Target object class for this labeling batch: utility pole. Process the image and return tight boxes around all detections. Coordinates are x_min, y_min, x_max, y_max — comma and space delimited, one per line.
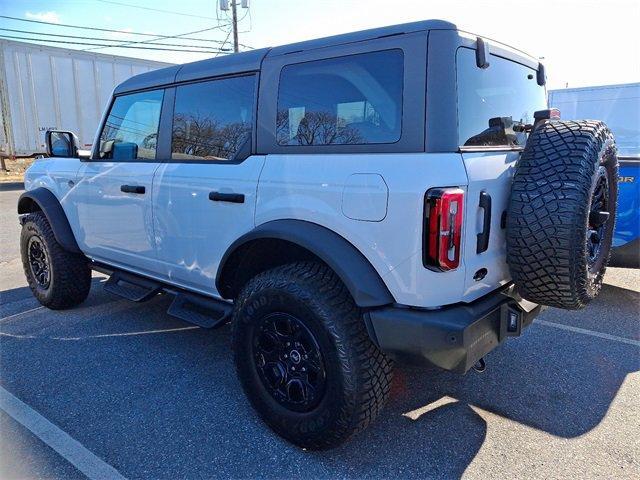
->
230, 1, 240, 53
220, 0, 248, 53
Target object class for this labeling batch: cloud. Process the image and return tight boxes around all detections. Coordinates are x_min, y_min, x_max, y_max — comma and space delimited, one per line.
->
25, 11, 61, 23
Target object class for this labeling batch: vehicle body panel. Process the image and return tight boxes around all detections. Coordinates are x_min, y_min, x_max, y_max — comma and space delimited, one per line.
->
256, 153, 476, 307
152, 155, 266, 294
67, 161, 162, 276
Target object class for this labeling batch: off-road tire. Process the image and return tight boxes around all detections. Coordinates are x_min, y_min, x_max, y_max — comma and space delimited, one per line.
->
507, 120, 618, 309
20, 212, 91, 309
232, 261, 394, 450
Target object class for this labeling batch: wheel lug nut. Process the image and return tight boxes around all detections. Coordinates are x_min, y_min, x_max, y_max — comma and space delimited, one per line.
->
284, 354, 288, 358
291, 366, 295, 371
301, 367, 306, 371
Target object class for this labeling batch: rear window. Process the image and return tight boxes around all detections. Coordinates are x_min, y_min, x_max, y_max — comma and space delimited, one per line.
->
276, 49, 404, 146
456, 47, 546, 147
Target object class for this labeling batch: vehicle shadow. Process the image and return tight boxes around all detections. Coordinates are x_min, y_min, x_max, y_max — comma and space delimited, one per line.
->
0, 280, 637, 478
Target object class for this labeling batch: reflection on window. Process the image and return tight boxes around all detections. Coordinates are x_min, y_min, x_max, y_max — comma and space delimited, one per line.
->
171, 75, 255, 161
456, 48, 546, 147
276, 49, 403, 146
99, 90, 164, 160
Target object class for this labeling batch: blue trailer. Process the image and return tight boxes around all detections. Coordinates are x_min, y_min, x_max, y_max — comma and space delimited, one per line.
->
549, 83, 640, 268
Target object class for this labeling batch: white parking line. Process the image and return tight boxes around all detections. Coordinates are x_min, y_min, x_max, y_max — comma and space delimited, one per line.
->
0, 386, 127, 480
0, 325, 200, 341
0, 306, 44, 323
535, 319, 640, 347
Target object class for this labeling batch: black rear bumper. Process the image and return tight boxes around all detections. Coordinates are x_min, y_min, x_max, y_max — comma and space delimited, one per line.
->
610, 238, 640, 269
366, 285, 542, 373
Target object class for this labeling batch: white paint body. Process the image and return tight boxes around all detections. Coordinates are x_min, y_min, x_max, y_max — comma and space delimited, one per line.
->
0, 40, 170, 156
25, 149, 514, 308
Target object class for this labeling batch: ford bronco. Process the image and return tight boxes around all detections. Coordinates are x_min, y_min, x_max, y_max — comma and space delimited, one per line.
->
18, 20, 618, 449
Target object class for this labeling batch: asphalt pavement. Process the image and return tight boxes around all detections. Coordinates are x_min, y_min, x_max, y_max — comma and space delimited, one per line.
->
1, 185, 639, 479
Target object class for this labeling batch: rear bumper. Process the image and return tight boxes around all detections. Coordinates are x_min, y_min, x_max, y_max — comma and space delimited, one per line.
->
610, 238, 640, 269
366, 285, 542, 373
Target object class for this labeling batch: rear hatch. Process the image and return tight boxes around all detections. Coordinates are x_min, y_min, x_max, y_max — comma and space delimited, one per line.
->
460, 151, 520, 302
453, 45, 547, 303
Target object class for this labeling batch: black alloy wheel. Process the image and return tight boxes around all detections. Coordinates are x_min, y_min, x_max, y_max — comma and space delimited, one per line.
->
587, 167, 611, 269
253, 312, 326, 412
27, 235, 51, 288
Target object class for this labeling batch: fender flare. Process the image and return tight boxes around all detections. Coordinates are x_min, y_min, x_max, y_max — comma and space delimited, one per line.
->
216, 220, 395, 308
17, 188, 82, 254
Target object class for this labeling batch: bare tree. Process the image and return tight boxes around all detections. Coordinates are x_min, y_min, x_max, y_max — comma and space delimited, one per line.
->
277, 110, 363, 145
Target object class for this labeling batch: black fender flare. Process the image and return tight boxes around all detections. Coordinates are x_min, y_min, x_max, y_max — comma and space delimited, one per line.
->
216, 220, 395, 308
17, 187, 82, 254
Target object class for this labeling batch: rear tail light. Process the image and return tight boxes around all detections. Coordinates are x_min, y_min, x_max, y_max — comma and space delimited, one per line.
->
423, 188, 464, 271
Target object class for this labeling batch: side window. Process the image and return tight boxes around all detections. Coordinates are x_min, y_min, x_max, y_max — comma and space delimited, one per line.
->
99, 89, 164, 160
456, 47, 547, 147
171, 75, 255, 161
276, 49, 404, 146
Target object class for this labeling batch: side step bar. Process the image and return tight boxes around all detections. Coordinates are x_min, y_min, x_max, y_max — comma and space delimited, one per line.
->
167, 293, 231, 329
104, 270, 162, 302
100, 266, 232, 329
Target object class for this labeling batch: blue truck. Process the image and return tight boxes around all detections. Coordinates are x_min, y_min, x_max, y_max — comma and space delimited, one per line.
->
549, 83, 640, 268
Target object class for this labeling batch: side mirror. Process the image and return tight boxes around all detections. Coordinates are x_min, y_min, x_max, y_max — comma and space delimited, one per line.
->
45, 130, 79, 158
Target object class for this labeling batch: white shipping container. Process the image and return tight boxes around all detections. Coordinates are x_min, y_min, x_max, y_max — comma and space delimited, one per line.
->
0, 39, 172, 157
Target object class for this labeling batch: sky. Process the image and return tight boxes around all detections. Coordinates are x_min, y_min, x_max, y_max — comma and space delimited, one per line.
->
0, 0, 638, 90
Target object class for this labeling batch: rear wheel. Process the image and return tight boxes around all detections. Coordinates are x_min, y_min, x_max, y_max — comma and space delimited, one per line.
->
20, 212, 91, 309
507, 120, 618, 309
232, 262, 394, 450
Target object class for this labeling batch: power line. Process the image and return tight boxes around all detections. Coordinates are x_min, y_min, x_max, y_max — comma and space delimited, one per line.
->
0, 15, 231, 39
0, 34, 227, 54
0, 28, 231, 49
214, 28, 234, 58
95, 0, 219, 20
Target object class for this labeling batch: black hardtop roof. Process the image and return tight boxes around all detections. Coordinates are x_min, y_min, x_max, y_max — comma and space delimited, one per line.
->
113, 19, 456, 94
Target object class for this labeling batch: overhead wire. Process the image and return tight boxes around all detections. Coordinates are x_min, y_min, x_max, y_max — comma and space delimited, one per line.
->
0, 28, 232, 50
95, 0, 220, 20
0, 34, 227, 53
0, 15, 231, 39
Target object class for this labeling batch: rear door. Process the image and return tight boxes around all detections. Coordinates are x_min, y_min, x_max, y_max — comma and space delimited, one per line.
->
152, 74, 262, 296
454, 46, 547, 300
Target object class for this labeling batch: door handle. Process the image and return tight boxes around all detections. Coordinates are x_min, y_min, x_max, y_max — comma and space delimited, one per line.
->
121, 184, 146, 194
209, 191, 245, 203
476, 191, 492, 254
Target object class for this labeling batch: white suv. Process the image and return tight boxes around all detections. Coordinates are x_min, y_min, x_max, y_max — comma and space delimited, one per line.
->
19, 20, 618, 449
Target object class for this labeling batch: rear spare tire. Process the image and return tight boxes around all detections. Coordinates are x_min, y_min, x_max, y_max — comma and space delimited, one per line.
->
507, 120, 618, 309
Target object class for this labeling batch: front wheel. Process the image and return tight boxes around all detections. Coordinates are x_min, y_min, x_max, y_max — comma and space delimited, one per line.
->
232, 262, 394, 450
20, 211, 91, 309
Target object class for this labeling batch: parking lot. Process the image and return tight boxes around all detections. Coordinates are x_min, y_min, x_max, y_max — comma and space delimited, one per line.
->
0, 184, 638, 479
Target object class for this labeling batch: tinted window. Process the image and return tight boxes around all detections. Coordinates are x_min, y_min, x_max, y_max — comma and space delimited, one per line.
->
277, 50, 403, 146
171, 75, 255, 161
99, 89, 164, 160
456, 48, 546, 147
